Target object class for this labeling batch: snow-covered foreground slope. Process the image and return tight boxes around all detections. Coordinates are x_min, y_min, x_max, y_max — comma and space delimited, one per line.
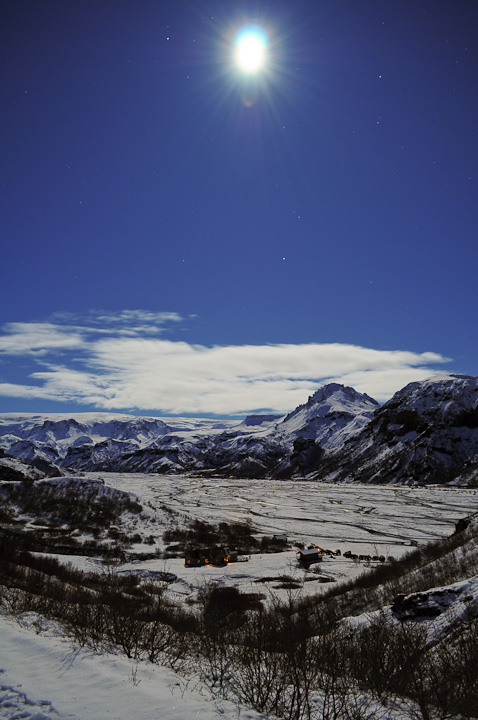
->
1, 500, 478, 720
0, 613, 263, 720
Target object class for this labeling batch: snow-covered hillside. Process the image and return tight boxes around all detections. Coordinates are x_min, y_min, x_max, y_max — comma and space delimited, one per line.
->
0, 612, 257, 720
0, 453, 46, 482
316, 374, 478, 485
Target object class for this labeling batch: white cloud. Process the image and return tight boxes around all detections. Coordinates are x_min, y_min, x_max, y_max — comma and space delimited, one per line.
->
0, 315, 452, 415
0, 323, 85, 355
0, 382, 54, 400
0, 312, 184, 356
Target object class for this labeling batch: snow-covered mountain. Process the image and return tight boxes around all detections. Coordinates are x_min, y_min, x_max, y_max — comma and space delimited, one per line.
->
278, 383, 378, 442
1, 375, 477, 484
269, 383, 378, 477
315, 374, 478, 485
0, 384, 376, 479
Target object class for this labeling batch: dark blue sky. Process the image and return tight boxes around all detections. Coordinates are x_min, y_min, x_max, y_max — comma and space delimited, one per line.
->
1, 1, 477, 416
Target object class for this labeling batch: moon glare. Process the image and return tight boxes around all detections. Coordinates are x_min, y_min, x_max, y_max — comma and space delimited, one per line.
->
235, 30, 266, 72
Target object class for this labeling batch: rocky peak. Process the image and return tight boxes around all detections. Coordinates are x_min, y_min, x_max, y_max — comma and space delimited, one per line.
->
284, 383, 378, 421
305, 383, 378, 409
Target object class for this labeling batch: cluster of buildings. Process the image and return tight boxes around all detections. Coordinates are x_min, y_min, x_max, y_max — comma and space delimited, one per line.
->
184, 546, 238, 567
184, 539, 393, 568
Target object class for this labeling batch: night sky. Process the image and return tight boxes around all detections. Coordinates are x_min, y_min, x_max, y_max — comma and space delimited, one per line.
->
1, 1, 477, 417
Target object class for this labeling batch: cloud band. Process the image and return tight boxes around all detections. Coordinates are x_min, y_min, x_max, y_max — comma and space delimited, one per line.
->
0, 312, 451, 415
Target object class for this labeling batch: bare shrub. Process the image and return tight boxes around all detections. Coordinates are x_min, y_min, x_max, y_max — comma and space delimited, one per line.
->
140, 619, 179, 664
346, 610, 478, 720
434, 614, 478, 720
226, 609, 287, 716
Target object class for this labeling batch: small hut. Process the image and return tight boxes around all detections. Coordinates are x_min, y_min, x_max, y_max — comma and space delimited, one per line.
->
297, 547, 321, 564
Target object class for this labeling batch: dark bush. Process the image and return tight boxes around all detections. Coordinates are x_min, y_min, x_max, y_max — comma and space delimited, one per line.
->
163, 518, 260, 556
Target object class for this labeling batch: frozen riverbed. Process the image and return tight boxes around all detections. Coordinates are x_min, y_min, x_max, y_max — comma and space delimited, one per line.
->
78, 474, 478, 603
93, 473, 478, 550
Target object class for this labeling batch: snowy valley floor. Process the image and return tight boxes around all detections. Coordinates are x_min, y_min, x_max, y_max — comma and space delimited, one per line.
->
1, 475, 478, 720
94, 474, 478, 606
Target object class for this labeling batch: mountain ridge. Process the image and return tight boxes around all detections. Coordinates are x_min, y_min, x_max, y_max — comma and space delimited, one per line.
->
1, 374, 477, 485
315, 374, 478, 485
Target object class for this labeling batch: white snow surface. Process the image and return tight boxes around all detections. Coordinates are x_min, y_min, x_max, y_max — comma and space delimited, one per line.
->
0, 613, 263, 720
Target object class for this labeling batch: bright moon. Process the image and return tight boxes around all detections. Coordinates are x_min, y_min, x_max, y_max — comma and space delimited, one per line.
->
235, 31, 266, 72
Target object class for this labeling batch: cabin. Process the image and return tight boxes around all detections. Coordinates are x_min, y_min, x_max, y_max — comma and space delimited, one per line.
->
185, 546, 238, 568
297, 547, 322, 564
184, 548, 207, 567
